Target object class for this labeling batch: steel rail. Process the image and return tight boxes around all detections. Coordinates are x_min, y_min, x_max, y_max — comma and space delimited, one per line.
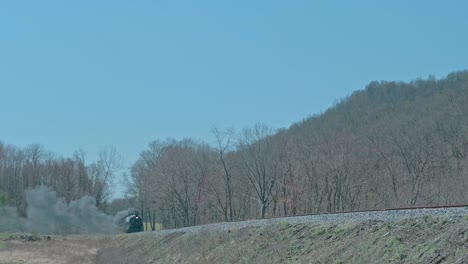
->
270, 204, 468, 219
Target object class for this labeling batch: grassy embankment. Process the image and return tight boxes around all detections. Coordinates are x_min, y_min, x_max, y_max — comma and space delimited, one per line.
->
103, 215, 468, 264
1, 217, 466, 263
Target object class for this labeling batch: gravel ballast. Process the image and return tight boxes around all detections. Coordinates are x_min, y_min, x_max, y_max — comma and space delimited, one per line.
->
143, 206, 468, 236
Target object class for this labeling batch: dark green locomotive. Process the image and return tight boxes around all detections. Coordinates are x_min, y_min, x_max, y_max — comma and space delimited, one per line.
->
125, 211, 143, 233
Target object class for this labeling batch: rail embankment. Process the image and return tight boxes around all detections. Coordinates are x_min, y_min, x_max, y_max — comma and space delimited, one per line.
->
102, 207, 468, 264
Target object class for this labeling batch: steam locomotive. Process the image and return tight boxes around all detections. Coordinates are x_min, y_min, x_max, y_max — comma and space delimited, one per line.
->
125, 211, 143, 233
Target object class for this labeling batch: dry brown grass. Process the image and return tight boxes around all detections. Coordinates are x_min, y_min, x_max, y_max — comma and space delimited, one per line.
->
114, 216, 468, 264
1, 216, 467, 264
0, 236, 115, 264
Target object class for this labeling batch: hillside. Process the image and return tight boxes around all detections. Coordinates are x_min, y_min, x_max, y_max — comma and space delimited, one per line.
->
289, 71, 468, 146
1, 211, 467, 264
129, 71, 468, 229
109, 215, 468, 264
2, 71, 468, 231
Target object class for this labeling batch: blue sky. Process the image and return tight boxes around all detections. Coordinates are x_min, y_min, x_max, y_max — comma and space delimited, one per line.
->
1, 1, 468, 198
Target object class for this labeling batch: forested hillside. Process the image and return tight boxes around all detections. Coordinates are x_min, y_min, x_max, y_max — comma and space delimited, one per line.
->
2, 71, 468, 230
129, 71, 468, 229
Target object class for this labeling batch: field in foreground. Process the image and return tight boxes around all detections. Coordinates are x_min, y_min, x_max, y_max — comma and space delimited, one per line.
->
1, 216, 467, 264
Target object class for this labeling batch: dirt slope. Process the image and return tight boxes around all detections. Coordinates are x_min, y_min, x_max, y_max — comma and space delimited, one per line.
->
1, 216, 467, 264
105, 216, 468, 264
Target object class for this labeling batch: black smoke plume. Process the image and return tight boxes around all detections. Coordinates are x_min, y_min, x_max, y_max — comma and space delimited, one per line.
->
0, 186, 129, 234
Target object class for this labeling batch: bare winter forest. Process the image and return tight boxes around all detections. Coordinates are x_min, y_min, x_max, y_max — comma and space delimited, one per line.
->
2, 71, 468, 229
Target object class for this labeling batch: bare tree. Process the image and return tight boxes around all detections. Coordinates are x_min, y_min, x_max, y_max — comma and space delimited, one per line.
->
390, 120, 445, 206
238, 124, 279, 218
211, 127, 236, 221
88, 146, 122, 209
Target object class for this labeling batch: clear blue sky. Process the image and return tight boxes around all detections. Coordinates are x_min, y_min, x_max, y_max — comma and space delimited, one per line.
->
1, 1, 468, 198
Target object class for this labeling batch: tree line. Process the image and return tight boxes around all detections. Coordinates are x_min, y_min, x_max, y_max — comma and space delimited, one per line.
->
128, 71, 468, 229
0, 144, 121, 215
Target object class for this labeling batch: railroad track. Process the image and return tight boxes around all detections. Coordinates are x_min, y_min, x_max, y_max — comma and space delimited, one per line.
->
274, 203, 468, 219
146, 204, 468, 235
